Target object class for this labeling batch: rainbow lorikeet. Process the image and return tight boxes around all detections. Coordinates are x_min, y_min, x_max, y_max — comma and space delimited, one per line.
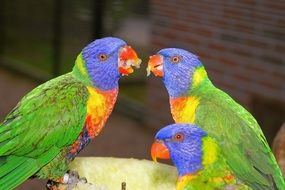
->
0, 37, 141, 190
147, 48, 285, 190
151, 123, 252, 190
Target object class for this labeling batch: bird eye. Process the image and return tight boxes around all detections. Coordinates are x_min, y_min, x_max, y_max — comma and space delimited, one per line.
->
171, 56, 181, 63
99, 54, 108, 61
173, 132, 184, 142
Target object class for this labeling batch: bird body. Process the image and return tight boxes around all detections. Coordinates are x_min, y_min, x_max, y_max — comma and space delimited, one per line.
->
0, 37, 141, 189
148, 48, 285, 189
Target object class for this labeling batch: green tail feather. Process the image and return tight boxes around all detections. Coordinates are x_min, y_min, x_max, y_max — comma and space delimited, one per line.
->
0, 156, 26, 178
273, 169, 285, 190
0, 156, 40, 190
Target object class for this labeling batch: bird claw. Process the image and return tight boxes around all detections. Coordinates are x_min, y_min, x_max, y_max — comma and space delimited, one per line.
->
46, 180, 64, 190
64, 170, 89, 190
79, 177, 87, 184
46, 171, 88, 190
65, 171, 79, 184
46, 180, 53, 189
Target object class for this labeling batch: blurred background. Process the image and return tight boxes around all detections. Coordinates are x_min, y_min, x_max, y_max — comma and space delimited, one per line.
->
0, 0, 284, 189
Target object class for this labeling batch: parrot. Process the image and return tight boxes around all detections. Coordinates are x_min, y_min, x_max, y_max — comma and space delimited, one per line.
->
151, 123, 252, 190
0, 37, 141, 190
147, 48, 285, 190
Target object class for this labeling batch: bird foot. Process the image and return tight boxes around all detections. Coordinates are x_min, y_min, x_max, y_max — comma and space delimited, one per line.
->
46, 171, 88, 190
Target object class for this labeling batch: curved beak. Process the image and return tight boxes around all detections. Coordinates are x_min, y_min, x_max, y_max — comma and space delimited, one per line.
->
118, 45, 142, 76
151, 140, 170, 162
146, 55, 164, 77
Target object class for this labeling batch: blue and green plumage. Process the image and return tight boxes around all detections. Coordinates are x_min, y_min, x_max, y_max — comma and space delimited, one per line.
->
0, 37, 141, 189
152, 123, 251, 190
148, 48, 285, 190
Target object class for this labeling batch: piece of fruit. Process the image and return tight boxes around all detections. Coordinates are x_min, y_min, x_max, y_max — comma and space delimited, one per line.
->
58, 157, 177, 190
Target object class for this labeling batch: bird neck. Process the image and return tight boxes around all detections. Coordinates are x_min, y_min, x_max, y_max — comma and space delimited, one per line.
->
72, 53, 93, 86
170, 96, 200, 123
187, 66, 212, 96
176, 137, 221, 189
166, 66, 210, 98
201, 136, 219, 168
176, 136, 219, 177
169, 67, 212, 123
191, 66, 209, 90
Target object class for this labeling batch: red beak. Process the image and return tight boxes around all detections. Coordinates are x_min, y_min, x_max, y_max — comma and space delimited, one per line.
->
118, 45, 141, 76
151, 140, 170, 162
147, 55, 164, 77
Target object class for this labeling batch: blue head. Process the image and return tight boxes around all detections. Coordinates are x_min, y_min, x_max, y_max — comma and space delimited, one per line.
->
151, 123, 207, 177
73, 37, 141, 91
147, 48, 205, 97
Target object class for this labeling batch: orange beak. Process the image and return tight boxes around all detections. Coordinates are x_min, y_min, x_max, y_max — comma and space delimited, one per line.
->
151, 140, 170, 162
118, 45, 141, 76
146, 55, 164, 77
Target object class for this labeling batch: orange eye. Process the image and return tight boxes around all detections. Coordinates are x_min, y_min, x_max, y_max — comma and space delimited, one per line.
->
171, 56, 181, 63
99, 54, 108, 61
173, 133, 184, 141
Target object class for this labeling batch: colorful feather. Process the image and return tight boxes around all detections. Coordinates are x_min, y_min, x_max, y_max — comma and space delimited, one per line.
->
148, 48, 285, 190
0, 37, 141, 189
151, 124, 251, 189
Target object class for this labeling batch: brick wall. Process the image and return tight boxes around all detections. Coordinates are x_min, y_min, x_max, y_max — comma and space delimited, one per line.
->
146, 0, 285, 138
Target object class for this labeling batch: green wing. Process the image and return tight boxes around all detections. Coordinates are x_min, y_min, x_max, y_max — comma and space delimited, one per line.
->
193, 84, 285, 190
0, 72, 88, 189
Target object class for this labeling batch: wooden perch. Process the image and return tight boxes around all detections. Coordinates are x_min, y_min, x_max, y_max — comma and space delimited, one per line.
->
272, 123, 285, 176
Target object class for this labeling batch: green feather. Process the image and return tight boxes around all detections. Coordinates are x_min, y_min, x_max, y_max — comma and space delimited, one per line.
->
190, 78, 285, 189
176, 136, 252, 189
0, 156, 39, 190
0, 72, 88, 189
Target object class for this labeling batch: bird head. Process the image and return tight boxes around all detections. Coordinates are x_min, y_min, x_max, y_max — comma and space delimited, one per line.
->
147, 48, 206, 97
151, 123, 208, 177
73, 37, 141, 91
